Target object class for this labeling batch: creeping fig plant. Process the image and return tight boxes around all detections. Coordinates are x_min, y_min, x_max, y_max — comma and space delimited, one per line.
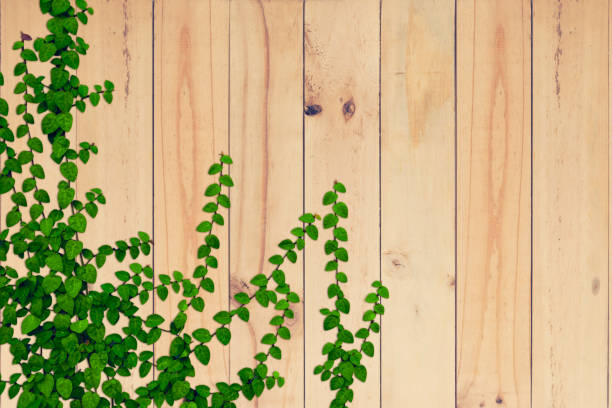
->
0, 1, 388, 407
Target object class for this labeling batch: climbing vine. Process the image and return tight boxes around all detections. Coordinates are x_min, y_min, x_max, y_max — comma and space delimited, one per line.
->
0, 1, 388, 408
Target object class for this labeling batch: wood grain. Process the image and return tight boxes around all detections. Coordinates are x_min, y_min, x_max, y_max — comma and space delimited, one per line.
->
228, 1, 304, 406
153, 0, 230, 388
456, 1, 531, 407
532, 1, 608, 407
381, 1, 455, 407
77, 0, 153, 396
304, 0, 380, 406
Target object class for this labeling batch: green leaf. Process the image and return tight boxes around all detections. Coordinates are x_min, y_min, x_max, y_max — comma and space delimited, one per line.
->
204, 183, 220, 197
208, 163, 222, 175
234, 292, 250, 305
46, 253, 63, 271
306, 224, 318, 240
20, 49, 37, 61
354, 365, 367, 382
62, 50, 80, 69
68, 213, 87, 232
102, 379, 121, 398
220, 155, 233, 164
333, 182, 346, 193
30, 164, 45, 179
261, 333, 277, 345
52, 0, 70, 14
41, 113, 58, 134
219, 174, 233, 187
36, 374, 54, 397
335, 247, 349, 262
54, 91, 73, 113
194, 344, 211, 365
65, 277, 82, 298
172, 381, 190, 400
278, 326, 291, 340
377, 286, 389, 298
362, 341, 374, 357
323, 214, 338, 229
336, 298, 350, 314
38, 43, 57, 62
0, 99, 8, 116
193, 328, 212, 343
60, 161, 78, 181
333, 202, 348, 218
213, 311, 231, 325
56, 112, 73, 132
338, 329, 354, 343
70, 319, 88, 333
65, 239, 83, 260
323, 315, 339, 331
6, 210, 20, 227
56, 378, 72, 399
299, 213, 315, 223
268, 255, 284, 265
322, 191, 337, 205
250, 274, 268, 287
82, 392, 100, 408
363, 310, 376, 322
145, 314, 164, 328
42, 275, 62, 294
0, 176, 14, 194
216, 327, 231, 345
21, 314, 40, 334
89, 92, 100, 106
333, 227, 348, 241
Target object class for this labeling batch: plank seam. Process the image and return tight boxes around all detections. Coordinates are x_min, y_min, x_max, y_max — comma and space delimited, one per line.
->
227, 0, 232, 383
378, 1, 383, 407
302, 0, 306, 407
454, 0, 458, 406
529, 0, 533, 406
606, 0, 610, 407
151, 0, 156, 381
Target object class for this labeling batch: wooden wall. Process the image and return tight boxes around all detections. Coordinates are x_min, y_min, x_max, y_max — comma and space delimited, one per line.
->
1, 0, 611, 407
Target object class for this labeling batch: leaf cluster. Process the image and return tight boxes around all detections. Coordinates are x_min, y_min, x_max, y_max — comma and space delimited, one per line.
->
0, 1, 389, 408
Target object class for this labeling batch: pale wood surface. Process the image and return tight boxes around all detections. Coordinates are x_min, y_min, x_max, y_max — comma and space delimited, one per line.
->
228, 1, 303, 407
532, 1, 609, 407
2, 1, 612, 407
456, 1, 531, 407
304, 1, 381, 407
153, 0, 230, 389
381, 1, 455, 407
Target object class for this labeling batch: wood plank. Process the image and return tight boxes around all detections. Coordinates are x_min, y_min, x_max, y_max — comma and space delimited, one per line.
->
227, 1, 304, 406
153, 0, 230, 388
380, 1, 455, 407
76, 0, 153, 396
304, 1, 380, 406
532, 1, 608, 406
0, 4, 62, 407
456, 1, 531, 407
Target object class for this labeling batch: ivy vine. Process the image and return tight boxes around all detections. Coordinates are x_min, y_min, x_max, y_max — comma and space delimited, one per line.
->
0, 1, 389, 408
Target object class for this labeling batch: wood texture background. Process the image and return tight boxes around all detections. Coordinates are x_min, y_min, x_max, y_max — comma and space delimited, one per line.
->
1, 0, 611, 407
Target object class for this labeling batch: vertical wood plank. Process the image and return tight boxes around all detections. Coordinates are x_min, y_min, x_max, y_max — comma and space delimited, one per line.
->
456, 1, 531, 407
0, 4, 61, 407
77, 0, 153, 396
304, 1, 380, 407
532, 1, 608, 406
228, 0, 304, 406
154, 0, 230, 388
380, 1, 455, 407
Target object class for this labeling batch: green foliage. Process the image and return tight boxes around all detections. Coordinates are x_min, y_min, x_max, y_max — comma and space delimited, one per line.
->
0, 2, 388, 408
